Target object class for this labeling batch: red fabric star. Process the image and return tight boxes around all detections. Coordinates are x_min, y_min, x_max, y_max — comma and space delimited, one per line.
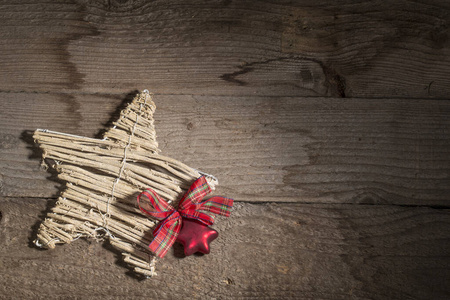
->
176, 218, 218, 256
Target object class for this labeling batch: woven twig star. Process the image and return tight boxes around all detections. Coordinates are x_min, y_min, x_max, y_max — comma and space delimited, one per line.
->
33, 90, 217, 277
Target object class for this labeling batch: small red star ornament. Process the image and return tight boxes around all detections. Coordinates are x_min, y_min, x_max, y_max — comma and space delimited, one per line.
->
176, 218, 219, 256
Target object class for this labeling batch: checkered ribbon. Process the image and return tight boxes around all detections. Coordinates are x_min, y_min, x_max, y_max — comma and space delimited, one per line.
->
137, 176, 234, 258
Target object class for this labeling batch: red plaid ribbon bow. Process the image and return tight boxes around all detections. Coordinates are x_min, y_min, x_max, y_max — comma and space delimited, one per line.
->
137, 176, 233, 258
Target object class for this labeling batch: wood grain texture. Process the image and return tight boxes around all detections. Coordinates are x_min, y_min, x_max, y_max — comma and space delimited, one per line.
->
0, 197, 449, 299
1, 1, 449, 298
0, 92, 449, 205
0, 0, 449, 98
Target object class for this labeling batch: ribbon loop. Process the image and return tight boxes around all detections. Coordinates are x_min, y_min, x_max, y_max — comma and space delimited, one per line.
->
137, 189, 175, 220
138, 176, 234, 258
196, 196, 233, 217
177, 176, 212, 210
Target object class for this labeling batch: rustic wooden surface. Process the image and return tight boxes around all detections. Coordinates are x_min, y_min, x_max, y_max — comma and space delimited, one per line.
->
0, 0, 449, 98
1, 198, 449, 299
0, 0, 450, 299
1, 93, 449, 205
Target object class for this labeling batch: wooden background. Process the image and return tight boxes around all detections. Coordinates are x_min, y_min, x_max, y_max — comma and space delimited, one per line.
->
0, 0, 449, 299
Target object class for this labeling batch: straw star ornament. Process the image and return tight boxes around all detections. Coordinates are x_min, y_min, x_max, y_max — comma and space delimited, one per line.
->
33, 90, 230, 277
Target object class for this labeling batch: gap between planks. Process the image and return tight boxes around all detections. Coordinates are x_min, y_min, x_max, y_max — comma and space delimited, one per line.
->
2, 196, 450, 211
1, 90, 450, 101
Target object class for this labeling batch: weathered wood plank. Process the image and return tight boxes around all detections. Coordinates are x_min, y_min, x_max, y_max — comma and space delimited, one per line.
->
0, 197, 449, 299
0, 92, 449, 205
0, 0, 449, 98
